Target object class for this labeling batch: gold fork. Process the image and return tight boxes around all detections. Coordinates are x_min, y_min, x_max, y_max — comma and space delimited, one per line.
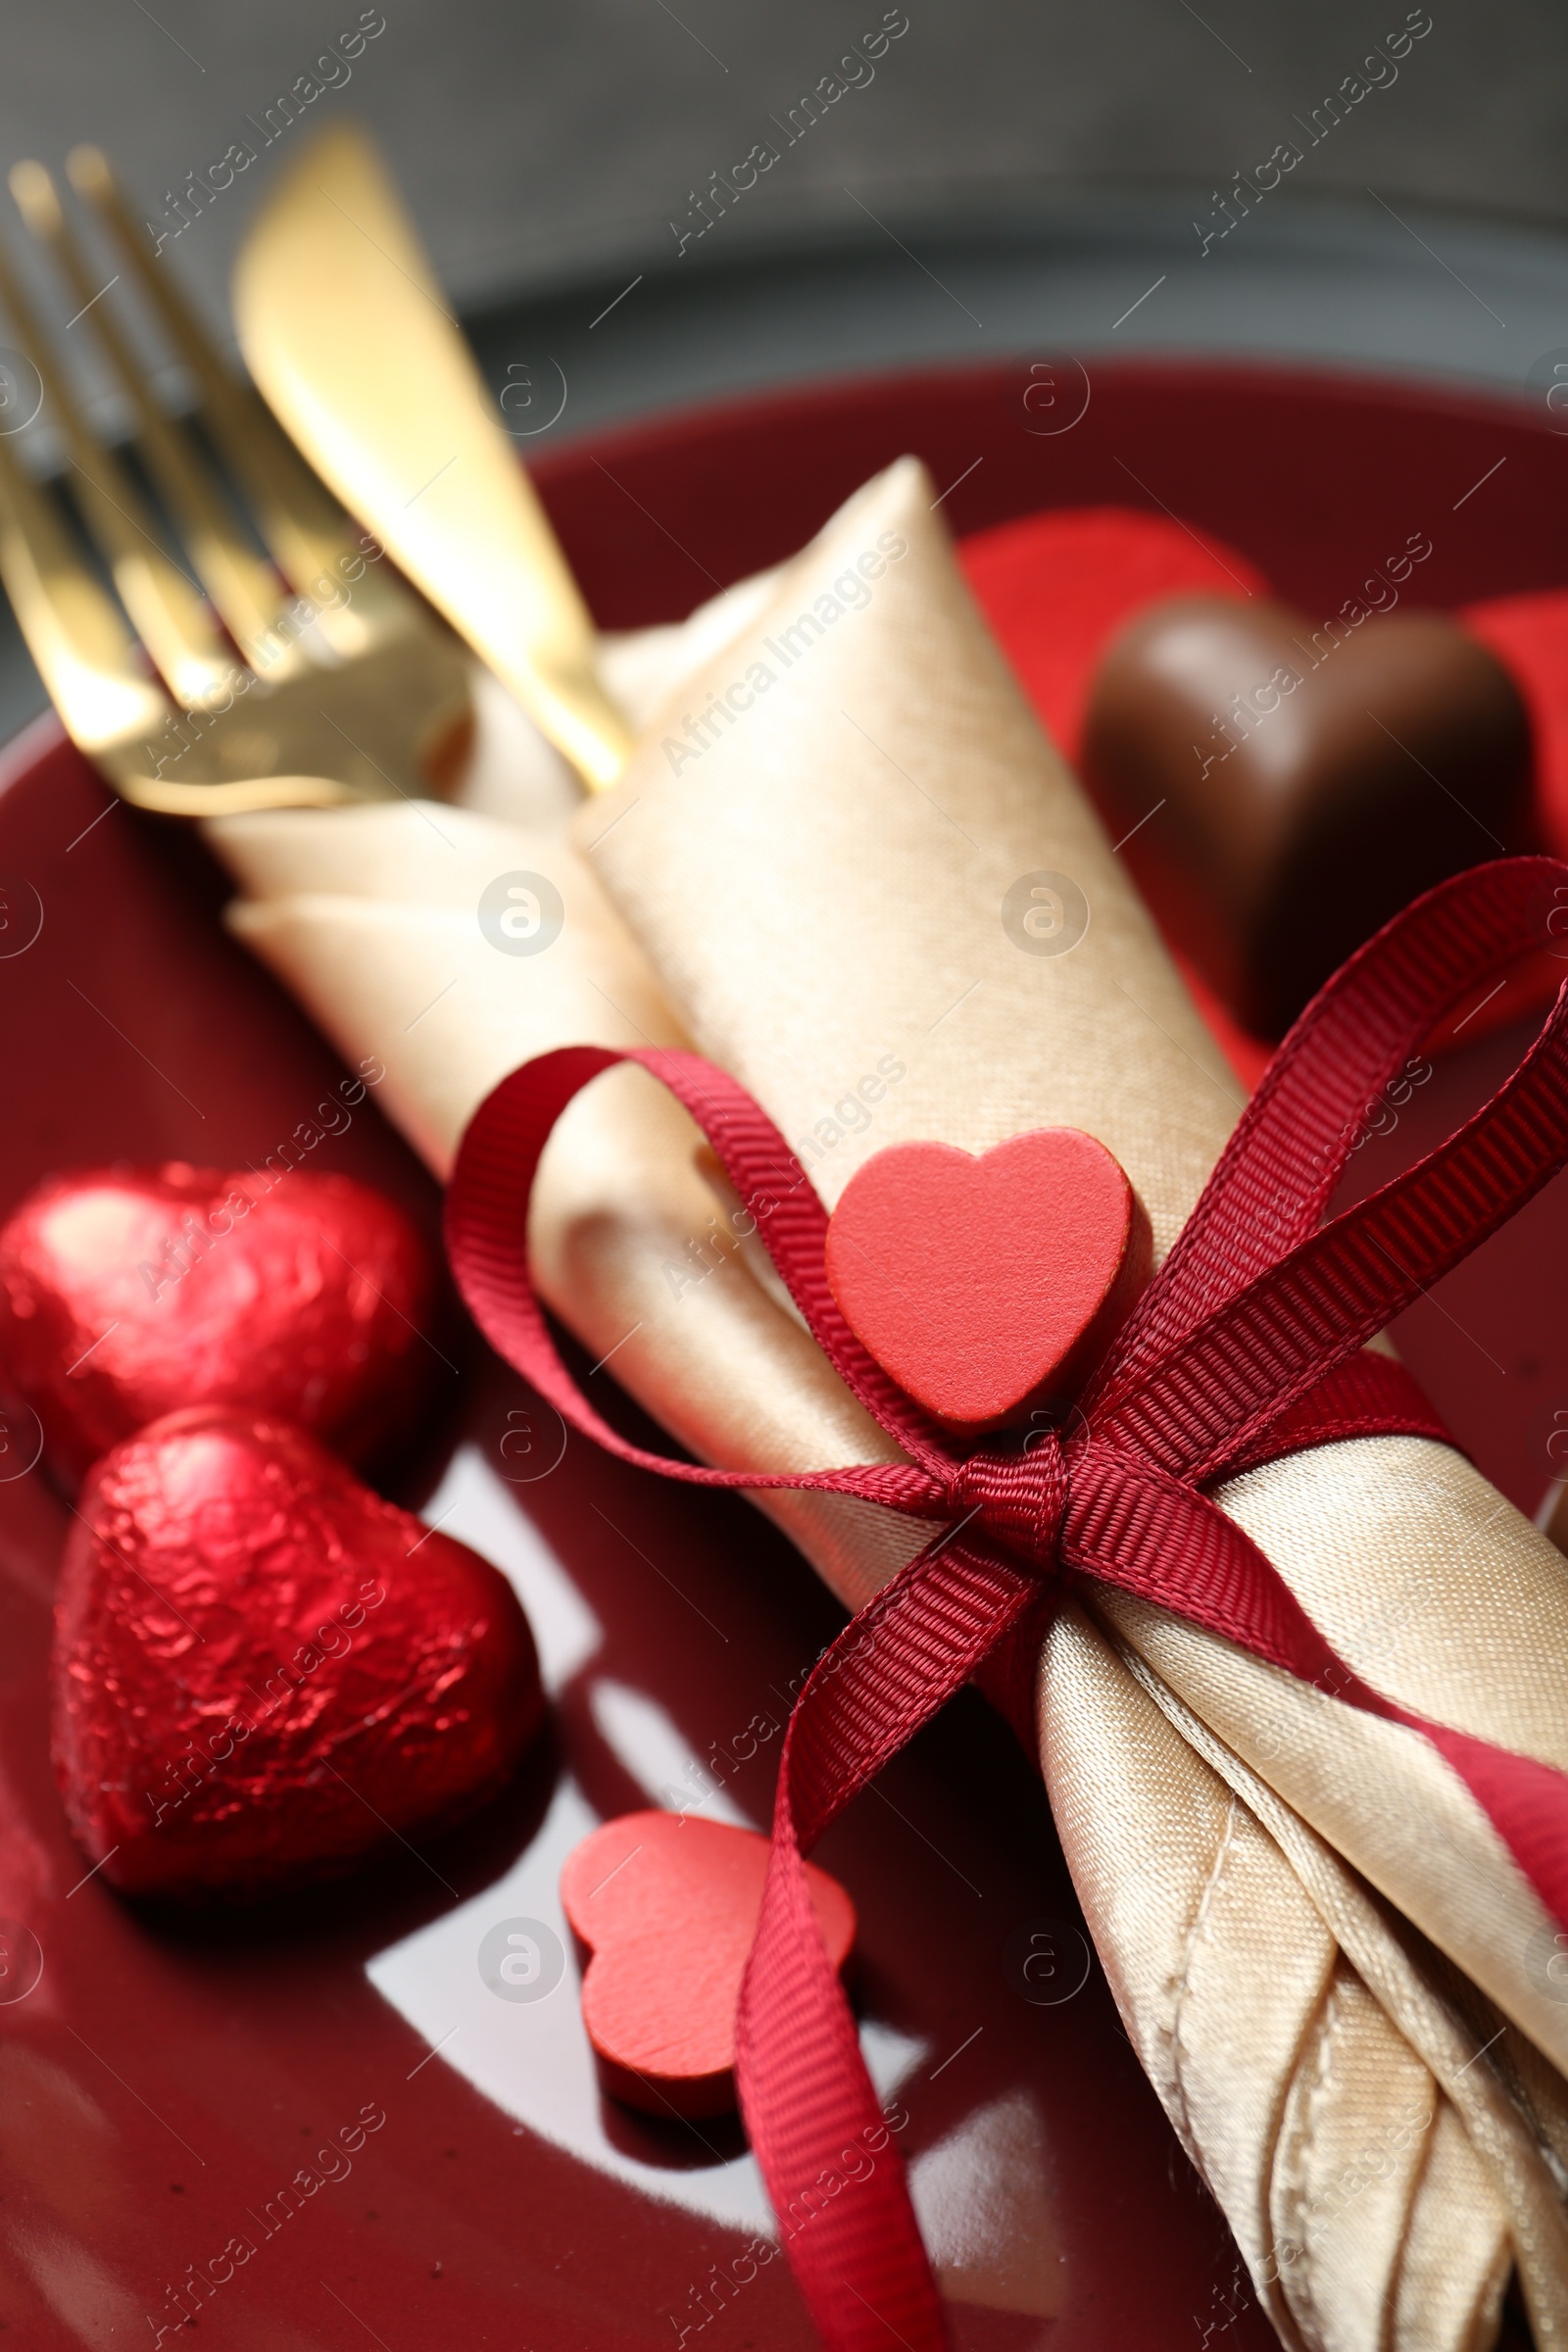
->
0, 148, 472, 815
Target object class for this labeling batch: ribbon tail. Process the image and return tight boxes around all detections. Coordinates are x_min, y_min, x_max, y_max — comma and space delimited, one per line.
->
738, 1810, 947, 2351
1067, 1442, 1568, 1935
735, 1534, 1044, 2351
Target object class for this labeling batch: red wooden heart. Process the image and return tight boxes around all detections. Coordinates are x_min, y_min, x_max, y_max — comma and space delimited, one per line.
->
824, 1130, 1151, 1431
0, 1164, 439, 1485
52, 1408, 543, 1902
560, 1811, 855, 2120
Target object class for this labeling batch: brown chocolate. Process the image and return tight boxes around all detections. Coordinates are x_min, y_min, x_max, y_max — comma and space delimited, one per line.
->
1081, 593, 1534, 1037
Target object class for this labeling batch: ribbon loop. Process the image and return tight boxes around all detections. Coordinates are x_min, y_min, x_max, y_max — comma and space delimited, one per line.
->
1094, 856, 1568, 1432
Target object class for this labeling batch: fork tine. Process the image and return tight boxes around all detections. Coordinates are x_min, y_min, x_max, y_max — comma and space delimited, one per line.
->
0, 407, 172, 762
0, 211, 236, 710
66, 144, 369, 605
0, 151, 470, 820
0, 425, 376, 816
10, 160, 298, 673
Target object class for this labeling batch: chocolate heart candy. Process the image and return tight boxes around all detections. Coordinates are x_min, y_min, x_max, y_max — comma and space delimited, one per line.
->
1082, 594, 1533, 1036
53, 1409, 543, 1901
561, 1811, 855, 2119
0, 1164, 439, 1485
823, 1129, 1151, 1431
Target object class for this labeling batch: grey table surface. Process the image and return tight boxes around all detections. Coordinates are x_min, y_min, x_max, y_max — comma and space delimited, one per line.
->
1, 0, 1566, 737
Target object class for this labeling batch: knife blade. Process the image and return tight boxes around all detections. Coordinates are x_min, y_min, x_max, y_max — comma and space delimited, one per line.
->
232, 122, 632, 792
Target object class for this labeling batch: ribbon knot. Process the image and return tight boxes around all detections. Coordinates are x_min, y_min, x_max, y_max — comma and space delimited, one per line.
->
943, 1436, 1068, 1574
446, 859, 1568, 2352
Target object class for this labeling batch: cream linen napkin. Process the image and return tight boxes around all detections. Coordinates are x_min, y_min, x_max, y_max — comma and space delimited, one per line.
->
209, 462, 1568, 2349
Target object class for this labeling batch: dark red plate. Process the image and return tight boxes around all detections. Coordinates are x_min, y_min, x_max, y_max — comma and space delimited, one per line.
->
0, 357, 1564, 2352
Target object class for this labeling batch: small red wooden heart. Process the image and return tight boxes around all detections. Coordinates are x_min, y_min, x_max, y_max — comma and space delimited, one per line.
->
0, 1164, 439, 1486
560, 1811, 856, 2120
53, 1408, 543, 1903
824, 1130, 1151, 1431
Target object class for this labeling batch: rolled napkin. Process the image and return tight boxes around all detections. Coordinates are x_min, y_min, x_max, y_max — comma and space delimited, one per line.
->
210, 462, 1568, 2350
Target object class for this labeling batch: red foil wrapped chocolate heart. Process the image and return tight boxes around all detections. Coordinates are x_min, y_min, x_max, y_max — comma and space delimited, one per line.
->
53, 1409, 543, 1901
0, 1164, 439, 1485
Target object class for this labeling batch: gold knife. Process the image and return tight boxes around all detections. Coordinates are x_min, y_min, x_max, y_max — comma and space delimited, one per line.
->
232, 122, 632, 793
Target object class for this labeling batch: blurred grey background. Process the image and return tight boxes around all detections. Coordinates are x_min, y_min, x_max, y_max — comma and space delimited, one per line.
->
1, 0, 1566, 727
8, 0, 1555, 303
3, 0, 1567, 427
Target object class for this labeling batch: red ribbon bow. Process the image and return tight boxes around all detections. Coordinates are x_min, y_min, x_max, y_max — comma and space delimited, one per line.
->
447, 858, 1568, 2352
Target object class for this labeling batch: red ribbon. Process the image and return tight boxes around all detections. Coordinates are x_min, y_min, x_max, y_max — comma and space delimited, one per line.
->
447, 858, 1568, 2352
